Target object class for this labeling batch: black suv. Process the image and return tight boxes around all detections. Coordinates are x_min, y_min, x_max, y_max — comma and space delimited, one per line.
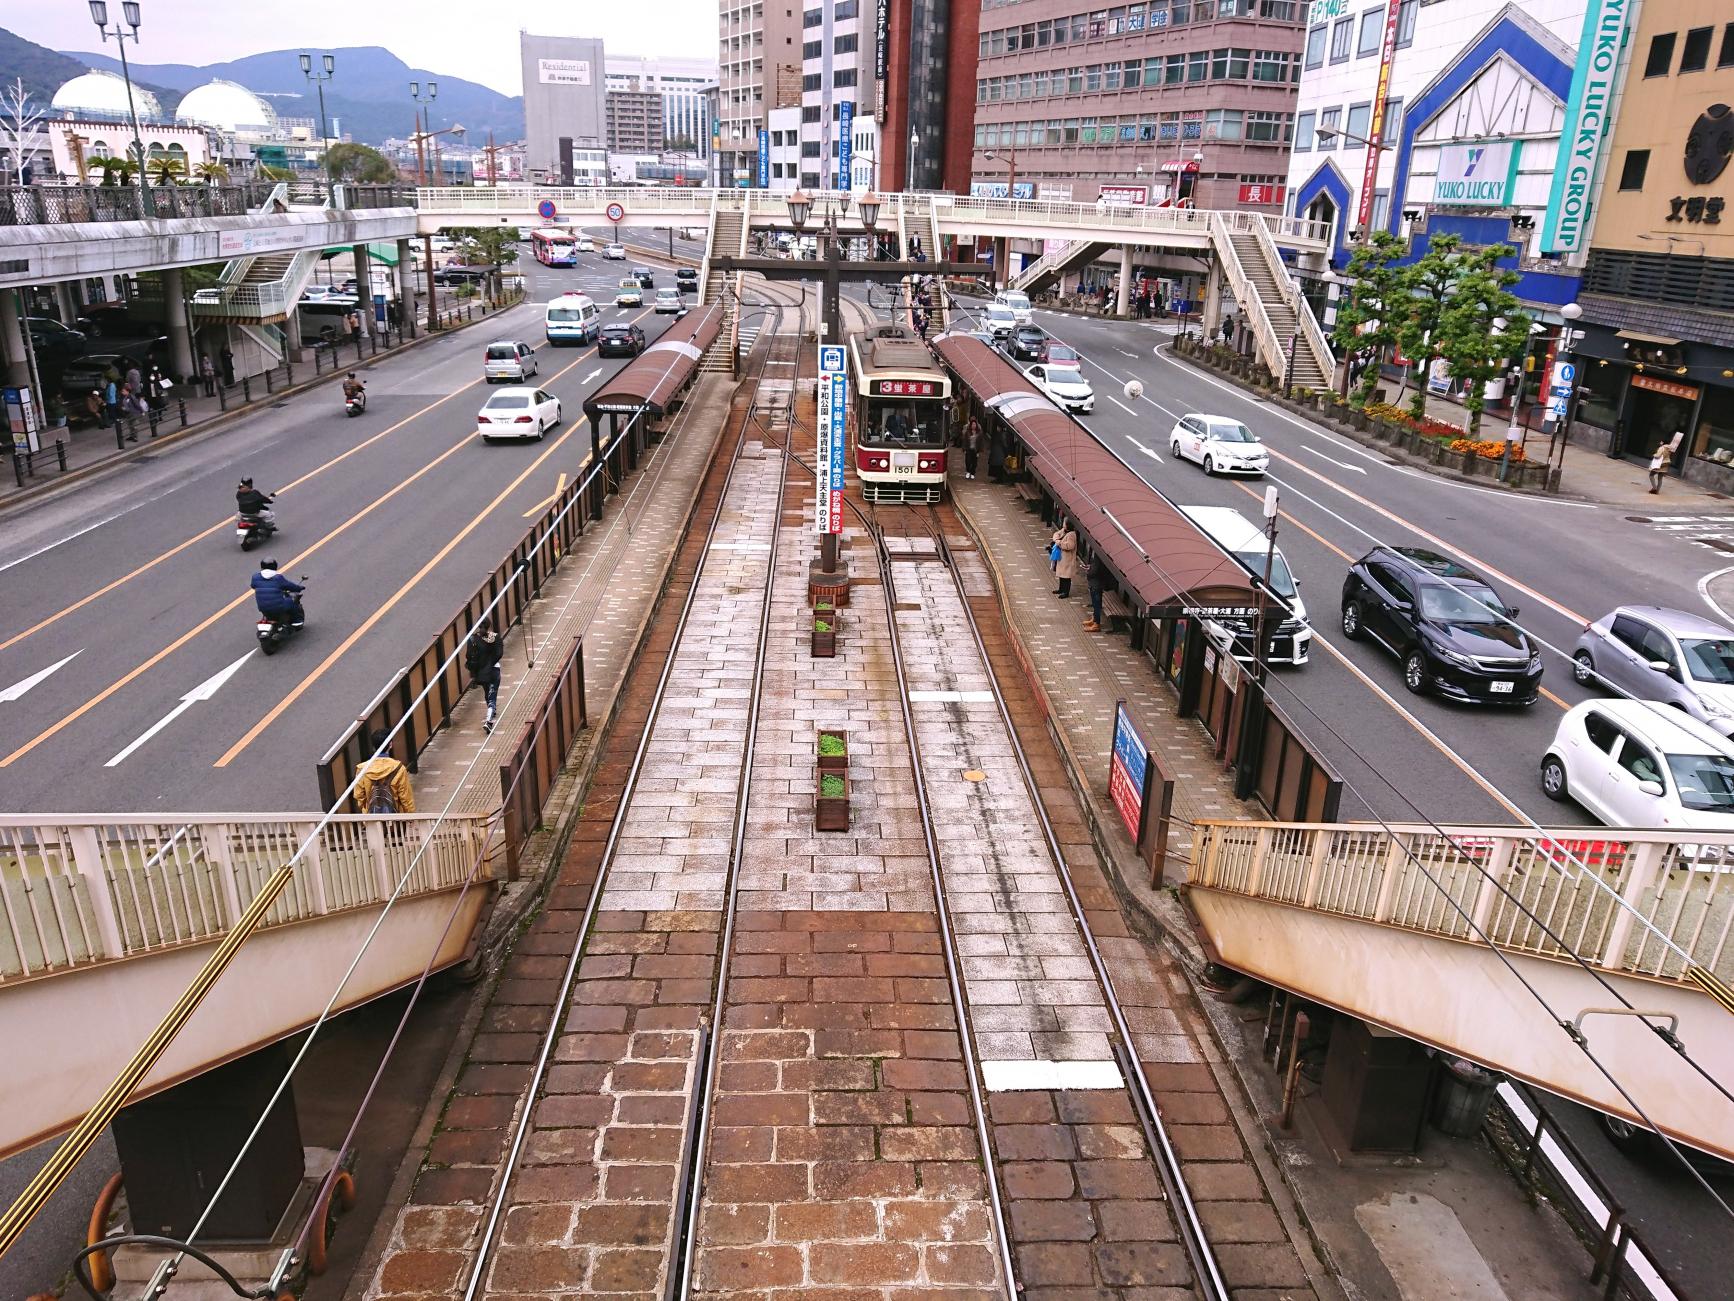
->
632, 266, 655, 288
1341, 546, 1542, 704
1005, 324, 1047, 361
598, 322, 646, 358
675, 267, 699, 292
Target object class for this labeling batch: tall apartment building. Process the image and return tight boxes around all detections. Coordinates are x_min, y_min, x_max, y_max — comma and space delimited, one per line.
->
605, 56, 719, 155
606, 90, 665, 153
718, 0, 805, 186
969, 0, 1304, 208
521, 33, 609, 183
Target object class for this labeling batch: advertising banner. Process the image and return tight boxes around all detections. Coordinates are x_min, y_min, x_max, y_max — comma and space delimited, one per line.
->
537, 59, 591, 85
1357, 0, 1403, 230
875, 0, 890, 80
970, 181, 1035, 199
1432, 141, 1521, 206
1543, 0, 1632, 253
839, 100, 854, 190
1238, 183, 1286, 205
1098, 185, 1149, 206
1109, 703, 1151, 842
757, 128, 770, 188
816, 346, 848, 535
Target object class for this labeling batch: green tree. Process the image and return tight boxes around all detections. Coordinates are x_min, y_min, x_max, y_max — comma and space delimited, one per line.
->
325, 142, 398, 184
1394, 233, 1465, 420
1437, 257, 1526, 433
96, 155, 137, 187
1331, 231, 1410, 408
454, 229, 520, 269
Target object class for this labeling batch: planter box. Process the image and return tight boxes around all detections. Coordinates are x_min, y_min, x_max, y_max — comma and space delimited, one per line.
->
811, 617, 837, 658
815, 769, 850, 832
817, 727, 848, 772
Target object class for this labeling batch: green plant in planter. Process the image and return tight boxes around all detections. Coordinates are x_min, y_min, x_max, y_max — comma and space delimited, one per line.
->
814, 619, 833, 632
818, 733, 846, 757
820, 773, 845, 798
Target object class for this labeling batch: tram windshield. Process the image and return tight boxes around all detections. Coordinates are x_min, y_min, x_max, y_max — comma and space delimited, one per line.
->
868, 399, 946, 446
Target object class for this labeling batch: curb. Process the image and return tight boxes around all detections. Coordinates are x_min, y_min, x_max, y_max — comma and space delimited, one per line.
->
0, 298, 528, 518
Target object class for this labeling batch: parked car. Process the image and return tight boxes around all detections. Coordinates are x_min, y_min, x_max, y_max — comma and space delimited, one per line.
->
654, 286, 683, 314
632, 266, 655, 288
475, 387, 562, 443
577, 236, 596, 253
597, 322, 646, 357
615, 279, 645, 308
675, 266, 699, 292
1542, 698, 1734, 830
434, 264, 495, 285
483, 340, 539, 383
993, 289, 1034, 325
75, 302, 159, 339
1573, 606, 1734, 737
603, 243, 627, 259
1005, 325, 1047, 362
1341, 545, 1542, 703
59, 351, 130, 397
981, 304, 1018, 337
1168, 413, 1268, 475
1025, 361, 1094, 414
23, 317, 87, 362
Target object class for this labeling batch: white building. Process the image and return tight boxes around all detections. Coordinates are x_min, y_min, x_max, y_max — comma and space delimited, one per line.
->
605, 55, 719, 157
765, 104, 801, 191
797, 0, 871, 192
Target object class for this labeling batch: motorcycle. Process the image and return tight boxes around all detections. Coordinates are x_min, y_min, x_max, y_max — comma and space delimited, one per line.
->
236, 512, 276, 551
345, 388, 367, 417
255, 580, 308, 656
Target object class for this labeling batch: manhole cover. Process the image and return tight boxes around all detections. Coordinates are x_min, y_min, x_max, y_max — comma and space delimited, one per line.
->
963, 769, 987, 783
270, 401, 290, 409
1697, 537, 1734, 554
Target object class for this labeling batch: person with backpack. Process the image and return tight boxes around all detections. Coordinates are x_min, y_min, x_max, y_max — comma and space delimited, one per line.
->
466, 619, 505, 732
354, 728, 415, 813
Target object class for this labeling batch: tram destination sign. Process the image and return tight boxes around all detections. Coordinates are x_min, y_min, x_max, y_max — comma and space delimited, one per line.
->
816, 345, 848, 535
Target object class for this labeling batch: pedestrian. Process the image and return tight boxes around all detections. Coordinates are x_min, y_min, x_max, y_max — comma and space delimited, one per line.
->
987, 421, 1007, 483
147, 364, 168, 412
219, 344, 235, 386
199, 352, 216, 397
465, 618, 505, 733
1084, 551, 1108, 632
353, 729, 416, 814
84, 388, 103, 425
123, 357, 142, 399
1648, 444, 1670, 494
915, 310, 929, 341
961, 414, 982, 480
1096, 194, 1109, 216
1052, 520, 1079, 598
103, 375, 120, 425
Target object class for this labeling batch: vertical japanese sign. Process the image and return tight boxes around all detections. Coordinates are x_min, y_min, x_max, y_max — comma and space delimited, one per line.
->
1357, 0, 1403, 231
757, 128, 770, 188
839, 100, 854, 191
875, 0, 890, 80
1543, 0, 1630, 253
816, 345, 848, 535
1108, 702, 1152, 843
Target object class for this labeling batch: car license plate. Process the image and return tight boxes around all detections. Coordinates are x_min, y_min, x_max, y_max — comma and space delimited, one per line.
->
1488, 680, 1514, 694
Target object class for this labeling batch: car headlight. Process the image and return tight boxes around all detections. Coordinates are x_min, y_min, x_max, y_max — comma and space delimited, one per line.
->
1527, 653, 1543, 673
1431, 643, 1478, 669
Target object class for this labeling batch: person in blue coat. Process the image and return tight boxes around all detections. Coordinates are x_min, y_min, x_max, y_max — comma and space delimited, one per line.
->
251, 559, 304, 626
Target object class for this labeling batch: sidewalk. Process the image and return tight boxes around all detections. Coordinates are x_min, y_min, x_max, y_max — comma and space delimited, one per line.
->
949, 472, 1603, 1301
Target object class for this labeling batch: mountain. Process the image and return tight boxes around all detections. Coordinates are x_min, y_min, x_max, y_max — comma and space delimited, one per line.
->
56, 44, 523, 146
0, 25, 177, 109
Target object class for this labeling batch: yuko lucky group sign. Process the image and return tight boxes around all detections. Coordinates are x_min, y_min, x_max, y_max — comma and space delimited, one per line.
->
815, 346, 848, 535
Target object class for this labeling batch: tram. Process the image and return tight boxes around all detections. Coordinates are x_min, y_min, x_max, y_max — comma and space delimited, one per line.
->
847, 326, 953, 503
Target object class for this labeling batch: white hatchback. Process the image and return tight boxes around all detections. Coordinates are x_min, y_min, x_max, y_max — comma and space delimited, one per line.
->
604, 243, 627, 260
476, 387, 561, 442
577, 236, 596, 252
1541, 698, 1734, 830
1169, 413, 1269, 476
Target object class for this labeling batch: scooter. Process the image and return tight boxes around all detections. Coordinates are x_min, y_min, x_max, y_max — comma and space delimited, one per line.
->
256, 580, 308, 656
345, 388, 367, 417
236, 512, 276, 551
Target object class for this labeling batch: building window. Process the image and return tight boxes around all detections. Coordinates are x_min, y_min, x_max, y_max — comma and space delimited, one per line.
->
1319, 106, 1341, 148
1396, 0, 1417, 48
1371, 190, 1390, 230
803, 7, 821, 25
1681, 26, 1713, 72
801, 141, 821, 157
1294, 110, 1315, 151
802, 105, 822, 122
1259, 0, 1296, 18
1252, 51, 1292, 83
1357, 8, 1382, 56
1382, 97, 1402, 140
1644, 32, 1676, 77
1165, 53, 1186, 84
802, 39, 822, 57
1721, 23, 1734, 67
1188, 49, 1208, 81
1619, 149, 1650, 190
1345, 102, 1371, 143
1330, 17, 1353, 63
833, 68, 856, 86
1206, 109, 1244, 140
834, 32, 857, 53
801, 72, 821, 90
1305, 25, 1326, 70
1246, 111, 1286, 142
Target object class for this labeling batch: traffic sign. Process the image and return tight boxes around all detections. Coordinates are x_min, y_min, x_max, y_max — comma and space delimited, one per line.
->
537, 198, 557, 220
605, 202, 625, 223
815, 345, 848, 535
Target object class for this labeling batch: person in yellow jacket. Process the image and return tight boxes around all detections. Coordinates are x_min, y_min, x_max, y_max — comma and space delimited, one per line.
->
354, 729, 416, 813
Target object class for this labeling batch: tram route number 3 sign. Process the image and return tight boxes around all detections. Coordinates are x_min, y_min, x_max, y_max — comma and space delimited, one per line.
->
815, 345, 848, 535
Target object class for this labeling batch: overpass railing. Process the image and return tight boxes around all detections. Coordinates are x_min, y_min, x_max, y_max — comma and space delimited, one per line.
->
0, 181, 418, 228
0, 813, 495, 983
1190, 821, 1734, 985
416, 185, 721, 217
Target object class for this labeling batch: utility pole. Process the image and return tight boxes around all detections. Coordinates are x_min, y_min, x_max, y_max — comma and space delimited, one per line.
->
1500, 320, 1542, 483
1233, 485, 1280, 799
412, 81, 438, 330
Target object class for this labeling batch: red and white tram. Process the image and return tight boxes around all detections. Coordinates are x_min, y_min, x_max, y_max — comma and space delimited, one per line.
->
847, 326, 953, 503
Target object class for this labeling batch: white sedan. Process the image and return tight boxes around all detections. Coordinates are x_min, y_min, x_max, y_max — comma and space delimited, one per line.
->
577, 236, 596, 252
603, 243, 627, 260
476, 387, 561, 443
1169, 413, 1269, 475
1025, 361, 1094, 414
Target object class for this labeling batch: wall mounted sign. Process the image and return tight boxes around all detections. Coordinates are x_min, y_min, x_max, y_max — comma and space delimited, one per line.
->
1684, 103, 1733, 185
1631, 374, 1699, 401
538, 59, 591, 85
1665, 194, 1725, 224
1432, 140, 1521, 206
1542, 0, 1632, 253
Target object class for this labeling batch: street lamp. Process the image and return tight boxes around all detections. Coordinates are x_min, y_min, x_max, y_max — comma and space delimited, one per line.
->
88, 0, 152, 211
981, 148, 1019, 199
300, 53, 335, 186
909, 129, 920, 189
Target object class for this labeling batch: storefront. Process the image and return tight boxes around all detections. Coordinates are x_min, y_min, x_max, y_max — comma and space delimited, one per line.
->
1570, 319, 1734, 485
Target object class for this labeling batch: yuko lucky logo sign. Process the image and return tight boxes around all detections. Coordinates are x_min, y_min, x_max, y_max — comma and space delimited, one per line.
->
1433, 141, 1520, 206
815, 346, 848, 535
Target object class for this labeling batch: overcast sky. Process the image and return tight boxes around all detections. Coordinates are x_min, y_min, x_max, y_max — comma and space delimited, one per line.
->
17, 4, 718, 97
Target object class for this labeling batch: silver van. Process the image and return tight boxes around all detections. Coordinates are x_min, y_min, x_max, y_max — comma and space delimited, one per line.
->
1574, 605, 1734, 737
484, 340, 539, 383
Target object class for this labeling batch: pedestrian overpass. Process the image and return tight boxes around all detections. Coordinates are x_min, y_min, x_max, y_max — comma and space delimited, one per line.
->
1186, 821, 1734, 1161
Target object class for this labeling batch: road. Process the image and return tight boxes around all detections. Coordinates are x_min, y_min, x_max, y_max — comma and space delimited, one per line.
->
0, 253, 693, 813
940, 296, 1734, 829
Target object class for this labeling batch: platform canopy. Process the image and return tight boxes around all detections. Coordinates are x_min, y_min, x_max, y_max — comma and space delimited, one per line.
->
584, 306, 723, 420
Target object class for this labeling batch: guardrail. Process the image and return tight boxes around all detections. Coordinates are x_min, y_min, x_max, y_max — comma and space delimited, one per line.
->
1189, 822, 1733, 985
0, 813, 492, 983
497, 634, 587, 878
0, 181, 282, 226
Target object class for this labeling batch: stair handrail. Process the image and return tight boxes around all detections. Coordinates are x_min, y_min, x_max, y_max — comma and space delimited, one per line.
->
1254, 216, 1335, 382
1207, 212, 1286, 380
697, 187, 722, 306
1010, 240, 1079, 293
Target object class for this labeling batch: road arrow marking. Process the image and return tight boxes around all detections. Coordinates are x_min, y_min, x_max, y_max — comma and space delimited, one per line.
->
1127, 437, 1163, 462
582, 368, 602, 384
523, 472, 570, 517
0, 651, 82, 702
105, 651, 253, 767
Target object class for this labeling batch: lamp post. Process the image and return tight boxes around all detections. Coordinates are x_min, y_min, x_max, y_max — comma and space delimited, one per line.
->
1499, 317, 1545, 482
908, 129, 920, 190
1548, 302, 1585, 482
88, 1, 151, 214
300, 53, 335, 186
412, 80, 438, 329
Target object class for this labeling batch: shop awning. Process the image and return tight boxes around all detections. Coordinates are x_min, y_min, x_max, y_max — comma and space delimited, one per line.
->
584, 306, 722, 419
932, 333, 1256, 614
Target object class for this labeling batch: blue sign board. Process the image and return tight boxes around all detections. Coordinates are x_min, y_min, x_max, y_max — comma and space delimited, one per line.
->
536, 198, 557, 220
838, 100, 854, 190
1109, 703, 1151, 841
757, 128, 770, 188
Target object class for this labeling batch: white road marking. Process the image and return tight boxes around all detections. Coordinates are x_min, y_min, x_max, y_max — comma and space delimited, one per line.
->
1698, 564, 1734, 626
582, 368, 602, 384
980, 1060, 1124, 1091
105, 650, 254, 767
1107, 394, 1140, 417
908, 689, 995, 703
1127, 437, 1163, 462
0, 651, 82, 703
0, 482, 190, 575
1301, 444, 1367, 474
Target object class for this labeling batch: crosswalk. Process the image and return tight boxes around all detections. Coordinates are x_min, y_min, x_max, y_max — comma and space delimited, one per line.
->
736, 322, 763, 354
1627, 513, 1734, 553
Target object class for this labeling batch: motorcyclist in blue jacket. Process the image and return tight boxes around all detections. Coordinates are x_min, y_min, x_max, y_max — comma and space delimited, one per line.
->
251, 558, 305, 627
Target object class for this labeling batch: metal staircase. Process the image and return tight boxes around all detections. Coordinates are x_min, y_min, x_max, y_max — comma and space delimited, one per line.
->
1010, 239, 1111, 296
1214, 221, 1333, 391
702, 192, 753, 374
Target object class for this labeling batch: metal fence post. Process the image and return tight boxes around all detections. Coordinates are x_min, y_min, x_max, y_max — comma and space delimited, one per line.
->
217, 383, 228, 412
241, 376, 252, 403
264, 367, 274, 394
177, 398, 189, 428
65, 826, 127, 960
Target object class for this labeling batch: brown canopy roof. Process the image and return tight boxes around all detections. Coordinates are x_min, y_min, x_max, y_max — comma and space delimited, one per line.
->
584, 305, 722, 418
934, 333, 1256, 614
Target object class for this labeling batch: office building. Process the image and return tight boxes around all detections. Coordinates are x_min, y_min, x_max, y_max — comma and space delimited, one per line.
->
880, 0, 982, 192
521, 33, 609, 183
718, 0, 804, 186
970, 0, 1304, 208
795, 1, 874, 190
606, 56, 719, 155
